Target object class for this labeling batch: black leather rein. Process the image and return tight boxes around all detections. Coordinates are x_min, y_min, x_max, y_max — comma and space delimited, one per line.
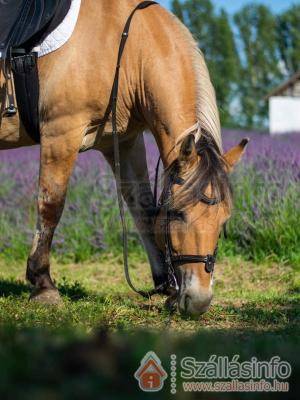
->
108, 1, 221, 298
108, 1, 160, 299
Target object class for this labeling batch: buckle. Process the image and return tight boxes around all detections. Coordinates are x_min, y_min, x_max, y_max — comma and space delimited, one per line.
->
3, 105, 17, 117
205, 255, 215, 273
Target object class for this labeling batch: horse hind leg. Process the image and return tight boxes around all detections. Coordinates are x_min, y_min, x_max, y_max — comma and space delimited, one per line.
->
26, 121, 83, 304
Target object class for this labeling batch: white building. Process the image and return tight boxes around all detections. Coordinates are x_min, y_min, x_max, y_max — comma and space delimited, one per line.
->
267, 71, 300, 135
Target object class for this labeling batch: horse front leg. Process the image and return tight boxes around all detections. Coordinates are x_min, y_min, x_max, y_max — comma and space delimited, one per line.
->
104, 134, 168, 291
26, 123, 83, 303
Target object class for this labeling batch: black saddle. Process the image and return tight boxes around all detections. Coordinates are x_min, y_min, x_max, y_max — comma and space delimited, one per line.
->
0, 0, 72, 143
0, 0, 71, 59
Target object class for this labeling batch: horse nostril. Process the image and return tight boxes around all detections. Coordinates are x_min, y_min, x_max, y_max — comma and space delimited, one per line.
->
179, 292, 212, 316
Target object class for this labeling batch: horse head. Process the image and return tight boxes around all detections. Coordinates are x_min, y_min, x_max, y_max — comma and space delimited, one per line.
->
155, 133, 249, 317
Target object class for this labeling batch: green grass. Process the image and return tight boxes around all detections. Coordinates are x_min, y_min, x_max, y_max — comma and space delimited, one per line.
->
0, 257, 299, 398
0, 257, 298, 332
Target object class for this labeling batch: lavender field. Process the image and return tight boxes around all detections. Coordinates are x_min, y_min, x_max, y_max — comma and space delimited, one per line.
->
0, 130, 299, 265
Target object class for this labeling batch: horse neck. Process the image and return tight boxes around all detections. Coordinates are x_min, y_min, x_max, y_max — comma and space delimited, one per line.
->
139, 54, 199, 167
144, 87, 199, 168
133, 6, 218, 168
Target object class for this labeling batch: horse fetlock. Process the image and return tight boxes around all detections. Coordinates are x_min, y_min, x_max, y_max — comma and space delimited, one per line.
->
26, 258, 54, 288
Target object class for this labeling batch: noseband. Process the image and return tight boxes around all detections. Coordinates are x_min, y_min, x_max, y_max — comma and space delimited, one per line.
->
154, 159, 220, 291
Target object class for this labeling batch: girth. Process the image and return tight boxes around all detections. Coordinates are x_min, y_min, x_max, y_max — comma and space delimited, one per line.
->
10, 51, 40, 142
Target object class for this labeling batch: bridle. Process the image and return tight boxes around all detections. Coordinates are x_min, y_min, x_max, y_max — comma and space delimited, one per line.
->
107, 0, 224, 299
154, 158, 221, 292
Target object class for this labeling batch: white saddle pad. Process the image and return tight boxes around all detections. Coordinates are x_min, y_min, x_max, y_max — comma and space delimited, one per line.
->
34, 0, 81, 57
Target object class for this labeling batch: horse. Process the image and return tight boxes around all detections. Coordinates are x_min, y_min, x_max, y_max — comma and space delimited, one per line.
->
0, 0, 248, 316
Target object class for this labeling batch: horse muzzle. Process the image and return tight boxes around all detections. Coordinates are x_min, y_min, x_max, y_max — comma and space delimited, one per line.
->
178, 288, 213, 317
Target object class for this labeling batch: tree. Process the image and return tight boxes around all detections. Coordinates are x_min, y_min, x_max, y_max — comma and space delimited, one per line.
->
210, 9, 240, 126
171, 0, 240, 126
277, 5, 300, 76
171, 1, 297, 129
234, 5, 284, 128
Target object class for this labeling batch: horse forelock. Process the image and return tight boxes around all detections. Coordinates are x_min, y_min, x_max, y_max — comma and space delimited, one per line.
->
167, 127, 232, 211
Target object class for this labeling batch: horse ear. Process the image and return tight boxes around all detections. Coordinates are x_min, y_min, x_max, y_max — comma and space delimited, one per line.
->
223, 138, 249, 171
179, 134, 197, 166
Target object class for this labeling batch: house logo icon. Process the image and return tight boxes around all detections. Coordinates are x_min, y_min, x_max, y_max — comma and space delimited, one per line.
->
134, 351, 168, 392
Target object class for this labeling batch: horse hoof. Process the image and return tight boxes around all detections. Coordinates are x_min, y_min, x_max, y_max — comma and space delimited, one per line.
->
165, 294, 177, 313
29, 288, 62, 305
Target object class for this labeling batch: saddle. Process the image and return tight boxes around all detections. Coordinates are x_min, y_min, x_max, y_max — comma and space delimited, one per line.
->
0, 0, 71, 58
0, 0, 71, 142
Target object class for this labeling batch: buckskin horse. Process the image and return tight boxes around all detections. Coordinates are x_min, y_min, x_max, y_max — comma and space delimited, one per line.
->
0, 0, 248, 316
